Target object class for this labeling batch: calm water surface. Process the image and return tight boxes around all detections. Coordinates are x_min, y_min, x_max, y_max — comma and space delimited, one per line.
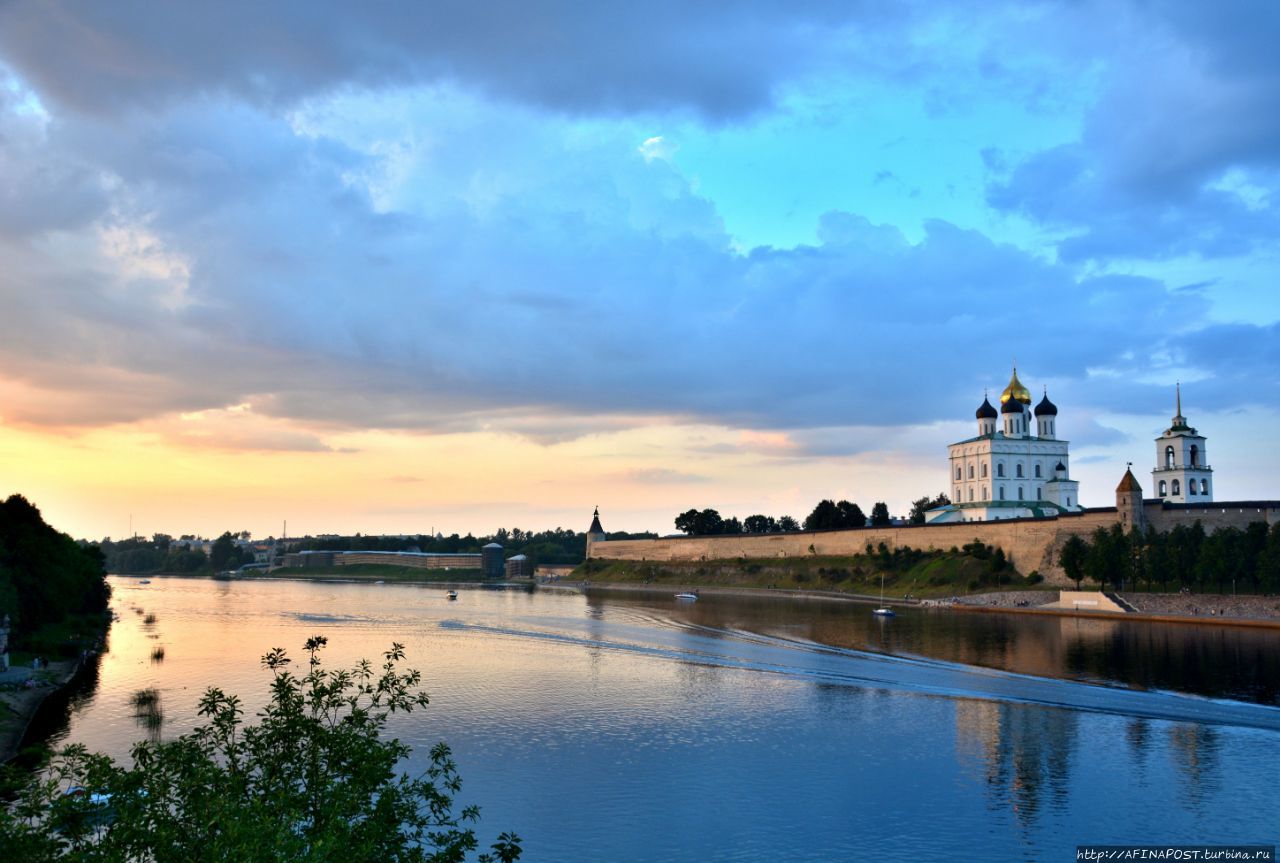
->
41, 577, 1280, 861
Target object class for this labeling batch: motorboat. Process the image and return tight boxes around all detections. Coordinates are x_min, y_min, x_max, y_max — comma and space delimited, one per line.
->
674, 592, 698, 601
138, 579, 151, 585
447, 590, 458, 600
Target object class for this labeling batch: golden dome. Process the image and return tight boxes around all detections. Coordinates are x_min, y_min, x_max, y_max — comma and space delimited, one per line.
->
1000, 367, 1032, 405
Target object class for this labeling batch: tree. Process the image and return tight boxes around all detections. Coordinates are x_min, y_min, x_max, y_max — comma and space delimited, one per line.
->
209, 531, 239, 570
804, 500, 839, 531
870, 502, 891, 527
908, 493, 951, 525
743, 515, 777, 534
1059, 534, 1087, 589
806, 500, 866, 530
837, 501, 866, 529
674, 508, 724, 536
777, 515, 800, 532
0, 638, 521, 863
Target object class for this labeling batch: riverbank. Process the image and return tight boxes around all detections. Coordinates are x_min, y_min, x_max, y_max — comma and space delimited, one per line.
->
552, 580, 1280, 628
0, 657, 81, 763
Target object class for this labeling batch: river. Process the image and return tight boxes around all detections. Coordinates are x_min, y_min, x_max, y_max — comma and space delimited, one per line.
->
33, 576, 1280, 861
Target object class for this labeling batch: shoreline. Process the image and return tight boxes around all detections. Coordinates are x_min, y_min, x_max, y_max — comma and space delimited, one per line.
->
549, 581, 1280, 629
0, 656, 83, 764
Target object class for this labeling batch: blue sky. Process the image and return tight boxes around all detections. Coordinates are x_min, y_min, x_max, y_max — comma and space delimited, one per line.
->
0, 2, 1277, 538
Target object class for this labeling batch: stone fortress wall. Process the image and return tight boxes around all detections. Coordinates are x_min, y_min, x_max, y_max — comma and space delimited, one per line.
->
587, 496, 1280, 586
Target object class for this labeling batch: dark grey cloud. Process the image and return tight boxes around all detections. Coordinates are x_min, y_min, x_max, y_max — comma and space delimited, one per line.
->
0, 1, 900, 120
987, 0, 1280, 262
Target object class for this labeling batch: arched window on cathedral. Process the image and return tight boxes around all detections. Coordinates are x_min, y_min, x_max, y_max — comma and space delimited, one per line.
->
1018, 486, 1023, 500
1190, 444, 1199, 467
1016, 464, 1024, 478
968, 465, 974, 479
1036, 487, 1042, 500
997, 463, 1005, 477
1166, 445, 1175, 469
1172, 479, 1181, 496
1189, 482, 1197, 496
955, 466, 962, 480
1034, 464, 1042, 478
981, 464, 988, 478
1201, 479, 1208, 494
999, 486, 1005, 500
968, 488, 974, 502
1159, 480, 1167, 495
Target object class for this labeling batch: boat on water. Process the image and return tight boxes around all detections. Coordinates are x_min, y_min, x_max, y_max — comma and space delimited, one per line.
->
447, 590, 458, 600
873, 572, 894, 617
674, 592, 699, 601
138, 579, 151, 585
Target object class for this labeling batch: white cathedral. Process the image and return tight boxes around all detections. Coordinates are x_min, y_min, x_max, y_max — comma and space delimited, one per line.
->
926, 367, 1082, 523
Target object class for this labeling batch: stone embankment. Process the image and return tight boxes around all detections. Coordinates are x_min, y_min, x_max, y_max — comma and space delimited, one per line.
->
950, 590, 1055, 609
1119, 592, 1280, 621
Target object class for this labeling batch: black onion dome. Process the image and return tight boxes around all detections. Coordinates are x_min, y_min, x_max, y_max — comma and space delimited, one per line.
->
1035, 391, 1058, 416
976, 396, 997, 419
1055, 461, 1066, 472
1001, 398, 1024, 414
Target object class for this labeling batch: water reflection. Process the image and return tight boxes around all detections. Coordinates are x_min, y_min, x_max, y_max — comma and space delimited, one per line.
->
1168, 724, 1220, 805
608, 591, 1280, 705
955, 700, 1078, 827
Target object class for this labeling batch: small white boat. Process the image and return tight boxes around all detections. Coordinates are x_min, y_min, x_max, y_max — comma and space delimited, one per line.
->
446, 590, 458, 600
138, 579, 151, 585
872, 572, 894, 617
674, 592, 698, 601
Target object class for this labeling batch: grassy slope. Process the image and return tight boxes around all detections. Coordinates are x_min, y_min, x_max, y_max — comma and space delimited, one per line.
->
248, 565, 488, 583
575, 549, 1047, 598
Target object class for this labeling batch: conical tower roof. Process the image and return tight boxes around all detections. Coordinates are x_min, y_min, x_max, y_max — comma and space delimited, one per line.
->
1116, 468, 1142, 494
588, 507, 604, 535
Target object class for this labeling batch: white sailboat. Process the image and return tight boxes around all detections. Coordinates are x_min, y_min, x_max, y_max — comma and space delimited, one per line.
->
872, 572, 895, 617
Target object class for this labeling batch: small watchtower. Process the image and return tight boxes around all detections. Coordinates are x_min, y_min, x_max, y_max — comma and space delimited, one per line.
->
585, 507, 606, 559
1116, 466, 1146, 534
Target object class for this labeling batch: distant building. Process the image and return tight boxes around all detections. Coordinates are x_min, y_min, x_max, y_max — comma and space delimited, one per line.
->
504, 554, 532, 579
280, 550, 483, 571
927, 367, 1082, 523
1152, 384, 1213, 503
481, 543, 505, 579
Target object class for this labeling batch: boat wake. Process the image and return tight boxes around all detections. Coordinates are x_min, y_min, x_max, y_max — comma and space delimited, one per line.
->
441, 617, 1280, 732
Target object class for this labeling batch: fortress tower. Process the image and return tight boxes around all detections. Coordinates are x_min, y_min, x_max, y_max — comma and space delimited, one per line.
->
1152, 384, 1212, 503
585, 507, 606, 559
1116, 466, 1146, 533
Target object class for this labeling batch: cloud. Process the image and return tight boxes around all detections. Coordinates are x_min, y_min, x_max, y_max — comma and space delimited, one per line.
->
1, 3, 1277, 453
613, 468, 710, 485
986, 1, 1280, 262
0, 2, 907, 120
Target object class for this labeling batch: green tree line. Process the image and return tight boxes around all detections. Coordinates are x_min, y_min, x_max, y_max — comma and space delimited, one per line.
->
673, 493, 951, 536
1058, 520, 1280, 593
101, 526, 660, 573
0, 494, 110, 645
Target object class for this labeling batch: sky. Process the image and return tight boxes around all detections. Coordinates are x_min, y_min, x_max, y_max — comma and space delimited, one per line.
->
1, 1, 1278, 541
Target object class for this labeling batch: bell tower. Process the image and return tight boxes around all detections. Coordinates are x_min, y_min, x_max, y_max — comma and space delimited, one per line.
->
1152, 384, 1212, 503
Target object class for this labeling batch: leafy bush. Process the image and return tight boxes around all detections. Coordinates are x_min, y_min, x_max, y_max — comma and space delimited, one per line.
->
0, 638, 521, 863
